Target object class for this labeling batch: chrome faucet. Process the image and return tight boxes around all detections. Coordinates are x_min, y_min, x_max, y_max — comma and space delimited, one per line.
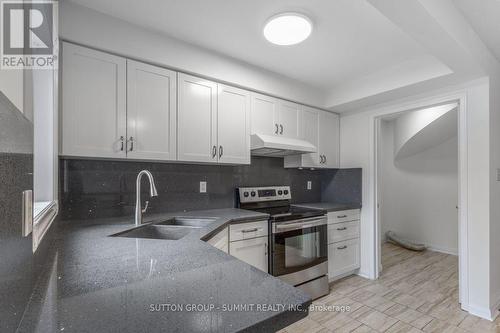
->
135, 170, 158, 226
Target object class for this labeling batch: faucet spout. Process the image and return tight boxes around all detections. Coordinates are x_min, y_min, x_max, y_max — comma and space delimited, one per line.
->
135, 170, 158, 227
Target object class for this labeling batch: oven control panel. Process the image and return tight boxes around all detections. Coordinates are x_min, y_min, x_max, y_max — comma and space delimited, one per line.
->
238, 186, 291, 203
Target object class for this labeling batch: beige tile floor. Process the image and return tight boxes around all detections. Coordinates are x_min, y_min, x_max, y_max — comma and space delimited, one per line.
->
280, 243, 500, 333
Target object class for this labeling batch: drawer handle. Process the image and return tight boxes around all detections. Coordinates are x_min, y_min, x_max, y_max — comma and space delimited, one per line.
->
337, 215, 347, 218
337, 227, 347, 231
241, 228, 259, 233
337, 245, 348, 250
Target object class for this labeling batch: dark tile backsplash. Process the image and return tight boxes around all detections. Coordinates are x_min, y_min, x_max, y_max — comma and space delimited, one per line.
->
321, 168, 362, 204
59, 157, 362, 221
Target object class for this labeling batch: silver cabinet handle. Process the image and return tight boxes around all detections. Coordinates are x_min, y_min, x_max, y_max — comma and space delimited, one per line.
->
337, 215, 347, 218
219, 145, 223, 158
275, 123, 279, 134
128, 137, 134, 151
264, 242, 267, 256
212, 145, 217, 158
337, 227, 347, 231
119, 136, 125, 151
337, 245, 348, 250
279, 124, 283, 135
241, 228, 259, 233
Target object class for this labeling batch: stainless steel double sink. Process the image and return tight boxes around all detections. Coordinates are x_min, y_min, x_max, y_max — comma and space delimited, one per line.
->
110, 217, 217, 240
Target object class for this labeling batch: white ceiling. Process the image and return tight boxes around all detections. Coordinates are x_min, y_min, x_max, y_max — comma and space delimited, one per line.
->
453, 0, 500, 63
66, 0, 436, 92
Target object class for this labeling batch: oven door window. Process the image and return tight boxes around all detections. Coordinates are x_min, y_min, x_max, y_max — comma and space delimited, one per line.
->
272, 224, 327, 276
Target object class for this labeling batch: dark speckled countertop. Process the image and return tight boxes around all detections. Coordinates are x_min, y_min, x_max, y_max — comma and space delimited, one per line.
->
293, 202, 362, 212
19, 209, 311, 333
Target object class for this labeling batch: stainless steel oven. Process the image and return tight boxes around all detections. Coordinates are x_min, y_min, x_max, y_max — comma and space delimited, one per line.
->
237, 186, 329, 299
271, 216, 329, 299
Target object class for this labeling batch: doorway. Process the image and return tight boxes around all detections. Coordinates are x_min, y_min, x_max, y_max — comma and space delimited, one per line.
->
374, 98, 468, 311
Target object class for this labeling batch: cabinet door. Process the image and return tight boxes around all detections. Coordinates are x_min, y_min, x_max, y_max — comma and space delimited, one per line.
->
217, 85, 250, 164
328, 239, 360, 279
300, 106, 320, 167
278, 100, 300, 139
127, 60, 177, 160
61, 43, 126, 158
319, 111, 340, 168
251, 93, 278, 136
177, 73, 217, 163
229, 237, 268, 273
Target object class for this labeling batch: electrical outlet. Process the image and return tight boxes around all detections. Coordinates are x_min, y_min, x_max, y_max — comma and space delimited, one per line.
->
307, 181, 312, 190
199, 181, 207, 193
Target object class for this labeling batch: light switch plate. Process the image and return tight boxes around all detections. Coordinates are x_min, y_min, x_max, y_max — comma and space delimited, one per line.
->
200, 181, 207, 193
307, 181, 312, 190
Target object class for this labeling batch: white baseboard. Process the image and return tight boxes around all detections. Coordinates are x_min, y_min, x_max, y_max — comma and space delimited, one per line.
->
491, 297, 500, 321
356, 270, 373, 280
329, 269, 360, 283
468, 303, 494, 321
426, 245, 458, 256
383, 239, 458, 256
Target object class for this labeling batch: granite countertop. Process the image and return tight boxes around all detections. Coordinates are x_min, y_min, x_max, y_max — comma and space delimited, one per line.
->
20, 209, 311, 333
293, 202, 362, 212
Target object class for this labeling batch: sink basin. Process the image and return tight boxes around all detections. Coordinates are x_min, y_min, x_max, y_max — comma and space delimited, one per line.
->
111, 224, 195, 240
156, 217, 217, 228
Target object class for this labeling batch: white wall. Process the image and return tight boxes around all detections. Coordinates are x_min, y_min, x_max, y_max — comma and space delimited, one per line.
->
380, 120, 458, 254
33, 68, 57, 203
59, 1, 325, 108
0, 70, 24, 113
489, 73, 500, 315
340, 78, 492, 318
465, 83, 491, 318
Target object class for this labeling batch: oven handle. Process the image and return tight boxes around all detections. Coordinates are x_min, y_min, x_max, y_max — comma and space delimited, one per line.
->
273, 217, 327, 233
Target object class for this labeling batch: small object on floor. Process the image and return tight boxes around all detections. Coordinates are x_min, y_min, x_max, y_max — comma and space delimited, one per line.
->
385, 231, 426, 251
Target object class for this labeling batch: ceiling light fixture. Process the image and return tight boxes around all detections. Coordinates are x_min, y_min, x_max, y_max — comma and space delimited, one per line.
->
263, 12, 313, 46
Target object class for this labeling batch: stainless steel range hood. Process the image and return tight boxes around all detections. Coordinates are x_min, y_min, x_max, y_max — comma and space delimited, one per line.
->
250, 134, 317, 157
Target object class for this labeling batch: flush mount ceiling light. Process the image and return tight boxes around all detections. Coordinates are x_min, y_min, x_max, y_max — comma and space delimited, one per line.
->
263, 12, 313, 46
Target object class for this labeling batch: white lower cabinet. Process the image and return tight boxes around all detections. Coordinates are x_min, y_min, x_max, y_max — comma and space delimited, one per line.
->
328, 239, 360, 278
228, 220, 268, 273
205, 220, 269, 273
229, 236, 268, 273
327, 209, 361, 281
206, 227, 229, 253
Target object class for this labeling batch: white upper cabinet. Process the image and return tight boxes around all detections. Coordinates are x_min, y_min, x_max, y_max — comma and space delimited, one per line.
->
177, 73, 218, 163
250, 93, 300, 139
278, 100, 300, 139
61, 43, 127, 158
177, 75, 250, 165
217, 84, 251, 164
251, 93, 278, 136
126, 60, 177, 161
319, 111, 340, 168
299, 106, 320, 167
284, 106, 340, 169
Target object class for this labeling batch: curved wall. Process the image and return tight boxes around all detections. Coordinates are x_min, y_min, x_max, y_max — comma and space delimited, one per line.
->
394, 103, 457, 159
